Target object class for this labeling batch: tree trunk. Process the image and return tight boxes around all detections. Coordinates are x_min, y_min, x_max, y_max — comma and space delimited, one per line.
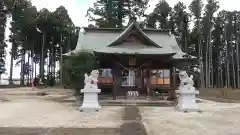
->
225, 25, 230, 87
27, 51, 30, 84
34, 62, 36, 79
197, 18, 205, 89
47, 51, 50, 77
60, 34, 63, 85
9, 44, 14, 85
209, 25, 213, 88
206, 15, 212, 88
53, 54, 56, 82
31, 42, 34, 82
20, 50, 25, 86
51, 46, 54, 79
231, 43, 236, 89
40, 33, 45, 83
205, 37, 209, 88
220, 64, 223, 88
60, 46, 63, 85
234, 17, 240, 88
236, 35, 240, 88
184, 30, 188, 53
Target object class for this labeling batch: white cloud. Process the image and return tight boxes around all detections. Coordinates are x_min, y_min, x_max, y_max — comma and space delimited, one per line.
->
3, 0, 240, 79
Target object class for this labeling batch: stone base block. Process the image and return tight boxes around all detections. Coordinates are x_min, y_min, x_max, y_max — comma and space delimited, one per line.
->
79, 106, 101, 112
175, 106, 202, 113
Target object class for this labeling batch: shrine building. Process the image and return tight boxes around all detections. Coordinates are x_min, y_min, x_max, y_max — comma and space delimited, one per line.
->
65, 20, 197, 100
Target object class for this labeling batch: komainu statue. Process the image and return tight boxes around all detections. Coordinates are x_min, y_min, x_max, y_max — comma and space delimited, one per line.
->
178, 71, 194, 92
176, 70, 200, 112
84, 70, 99, 90
80, 70, 101, 112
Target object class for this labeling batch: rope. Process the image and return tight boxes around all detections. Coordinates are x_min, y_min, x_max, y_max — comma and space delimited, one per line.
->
117, 62, 149, 72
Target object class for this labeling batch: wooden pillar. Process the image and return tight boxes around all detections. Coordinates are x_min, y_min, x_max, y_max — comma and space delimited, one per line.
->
172, 67, 176, 89
146, 64, 151, 98
168, 67, 177, 100
140, 69, 144, 95
112, 67, 117, 100
112, 63, 120, 100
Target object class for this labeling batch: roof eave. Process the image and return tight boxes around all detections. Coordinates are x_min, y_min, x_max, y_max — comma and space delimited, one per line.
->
172, 56, 198, 61
94, 50, 176, 56
62, 49, 94, 57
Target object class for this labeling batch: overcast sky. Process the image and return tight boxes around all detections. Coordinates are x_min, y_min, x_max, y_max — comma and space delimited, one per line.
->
3, 0, 240, 78
30, 0, 240, 27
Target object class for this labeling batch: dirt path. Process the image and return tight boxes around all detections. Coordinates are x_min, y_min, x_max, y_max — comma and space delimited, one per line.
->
119, 105, 147, 135
0, 127, 118, 135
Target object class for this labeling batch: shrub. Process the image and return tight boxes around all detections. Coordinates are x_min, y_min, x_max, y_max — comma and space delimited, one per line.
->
65, 51, 99, 95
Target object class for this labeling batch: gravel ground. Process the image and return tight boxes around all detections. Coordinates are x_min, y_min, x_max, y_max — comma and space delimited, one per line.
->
0, 89, 124, 135
0, 99, 123, 128
139, 101, 240, 135
1, 88, 240, 135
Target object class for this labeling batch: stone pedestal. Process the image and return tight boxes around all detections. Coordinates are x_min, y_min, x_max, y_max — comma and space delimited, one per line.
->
79, 88, 101, 112
176, 87, 201, 112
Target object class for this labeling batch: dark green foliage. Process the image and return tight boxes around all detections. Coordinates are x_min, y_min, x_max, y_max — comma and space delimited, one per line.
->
0, 58, 6, 74
65, 52, 99, 92
46, 74, 55, 86
3, 0, 79, 85
0, 1, 8, 74
86, 0, 149, 28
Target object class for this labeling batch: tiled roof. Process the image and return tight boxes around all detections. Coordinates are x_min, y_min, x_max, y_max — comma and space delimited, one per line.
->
63, 21, 196, 60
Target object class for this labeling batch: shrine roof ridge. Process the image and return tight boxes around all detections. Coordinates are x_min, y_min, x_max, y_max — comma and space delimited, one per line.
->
83, 27, 171, 33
